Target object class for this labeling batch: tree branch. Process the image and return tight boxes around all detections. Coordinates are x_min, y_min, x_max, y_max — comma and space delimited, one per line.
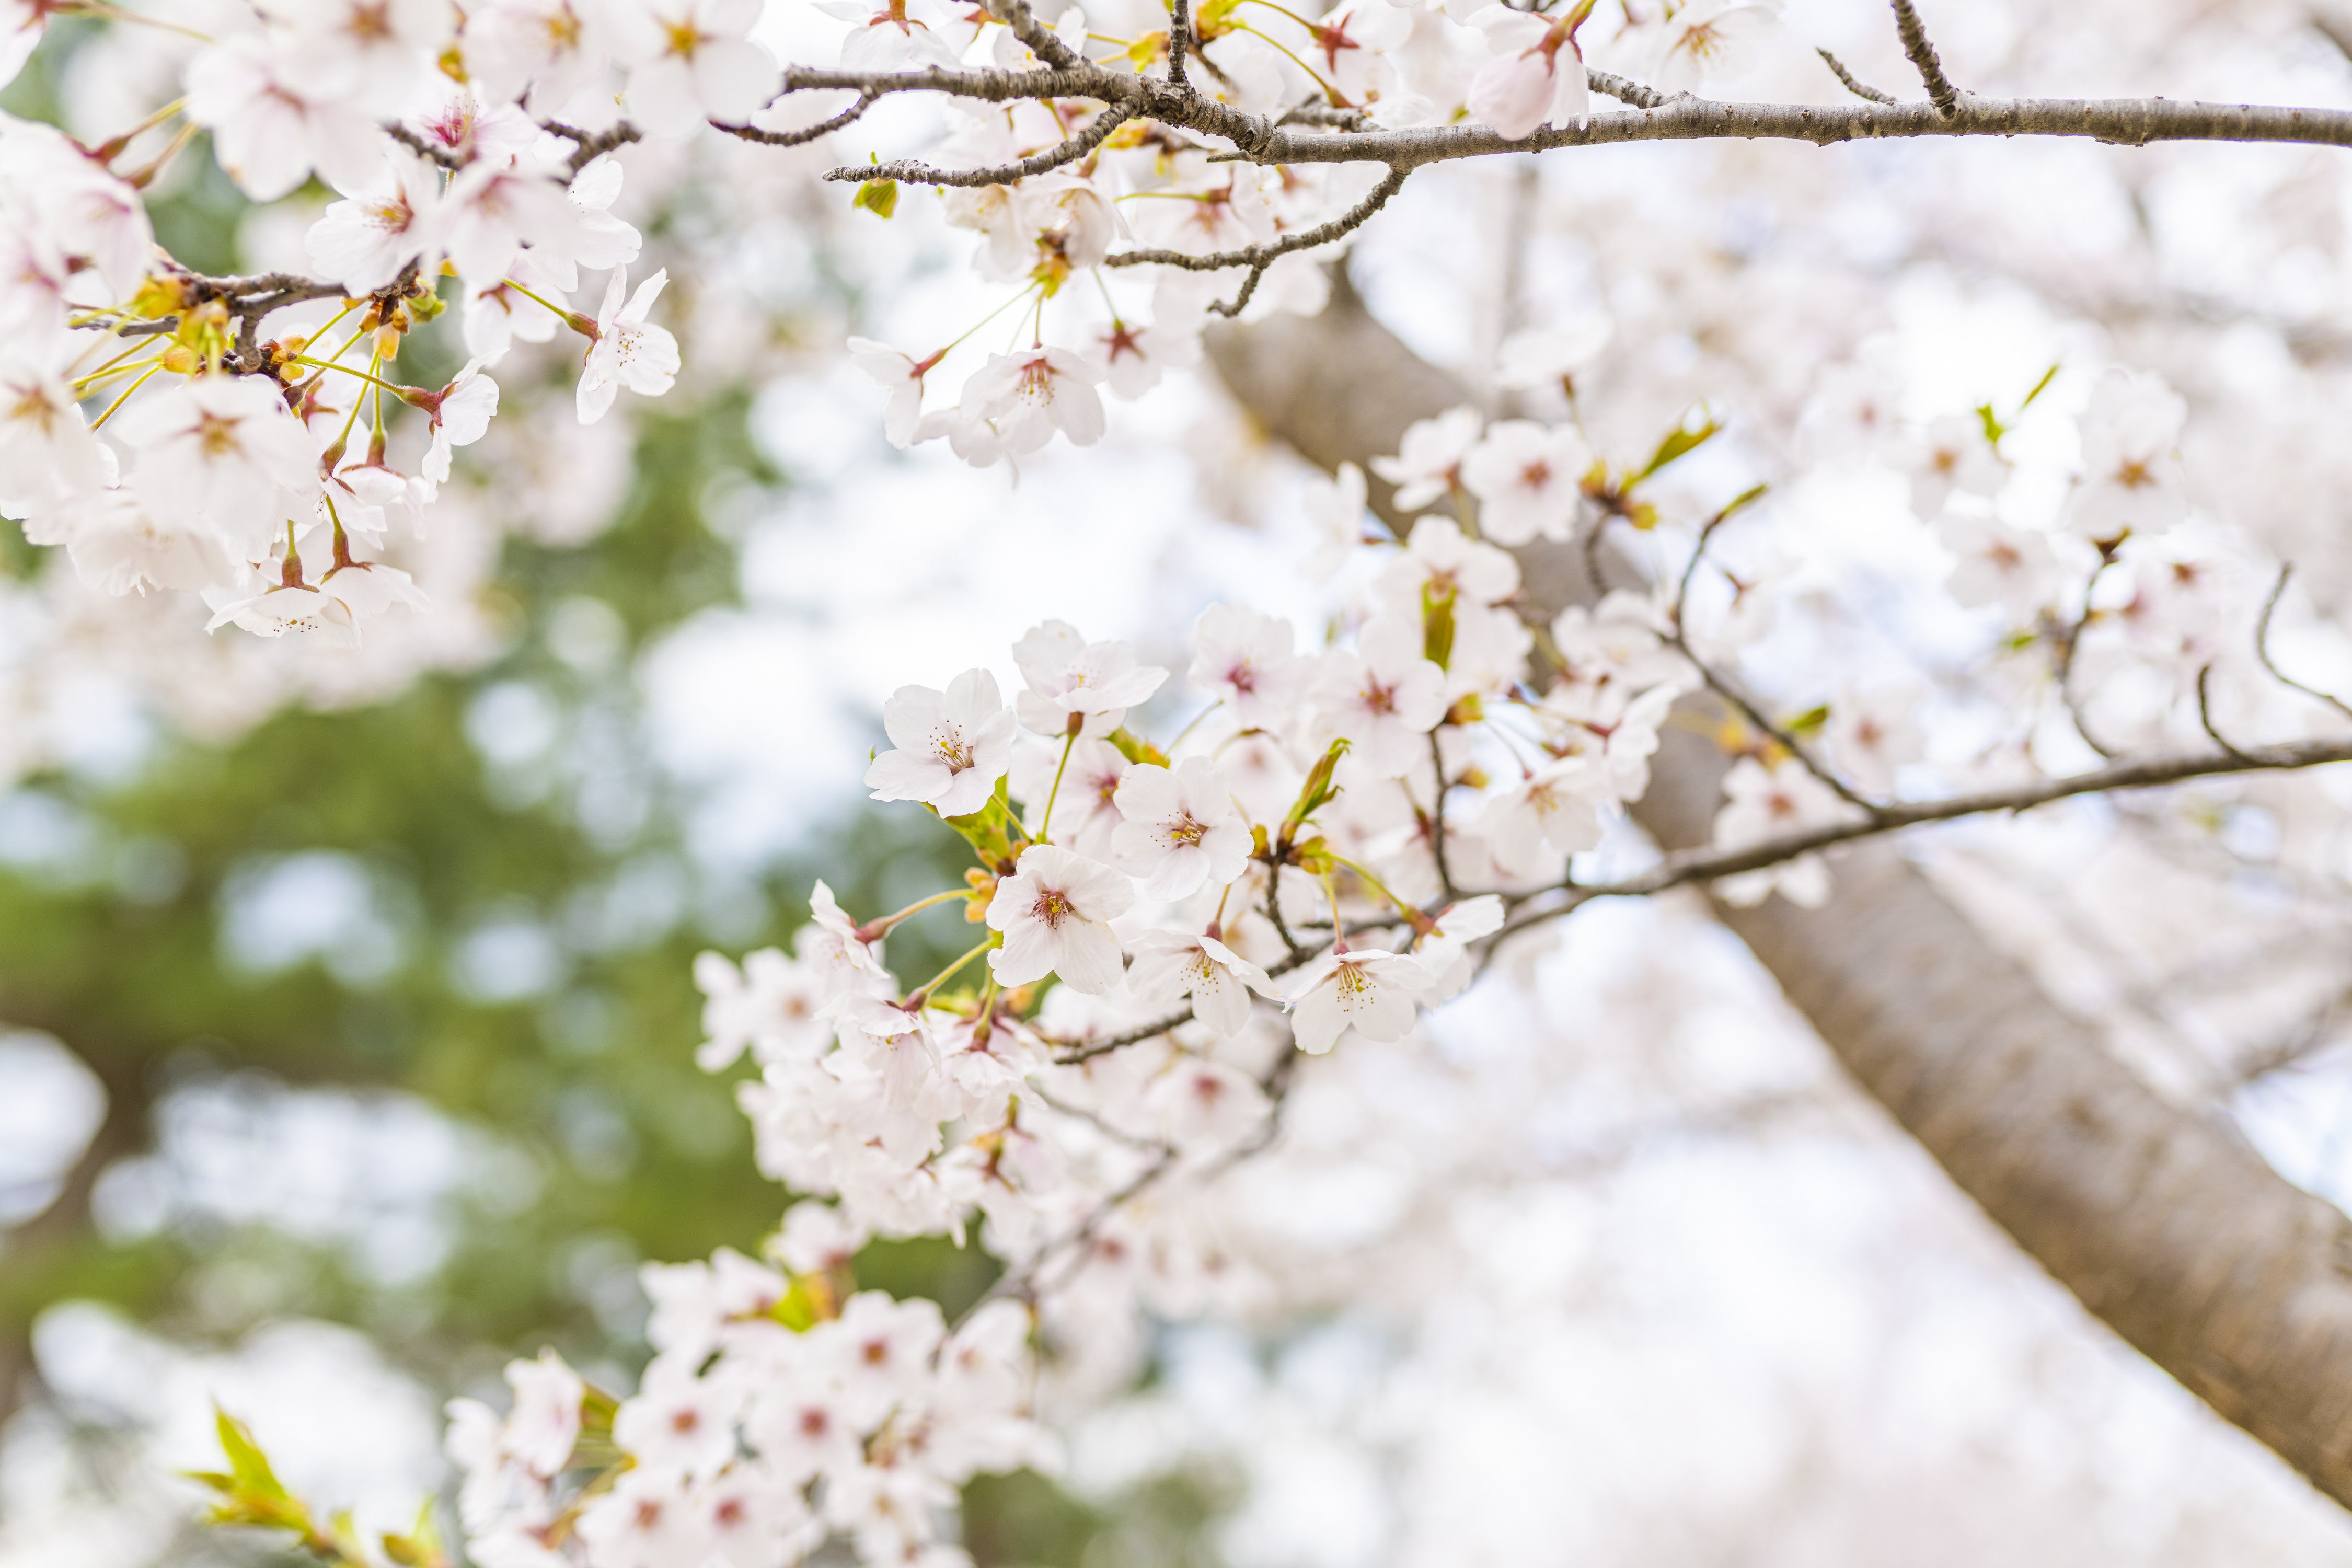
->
1495, 735, 2352, 943
1888, 0, 1963, 118
715, 95, 880, 148
1242, 95, 2352, 166
841, 103, 1134, 186
540, 119, 644, 174
1104, 165, 1408, 312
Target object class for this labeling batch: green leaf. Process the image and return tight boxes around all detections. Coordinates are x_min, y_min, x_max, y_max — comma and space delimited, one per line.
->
852, 179, 898, 219
939, 777, 1027, 874
1782, 703, 1830, 735
769, 1272, 834, 1332
1635, 412, 1722, 482
1975, 402, 2006, 447
1279, 740, 1349, 850
214, 1407, 290, 1505
381, 1499, 447, 1568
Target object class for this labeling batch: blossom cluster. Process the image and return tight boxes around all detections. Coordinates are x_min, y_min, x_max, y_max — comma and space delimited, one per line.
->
0, 0, 1806, 641
445, 1255, 1046, 1568
427, 329, 2312, 1558
836, 0, 1793, 465
0, 1, 711, 645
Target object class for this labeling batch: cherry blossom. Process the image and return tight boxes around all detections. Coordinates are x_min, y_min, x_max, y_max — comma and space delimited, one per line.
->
419, 362, 502, 485
48, 490, 230, 597
467, 0, 615, 113
527, 156, 648, 293
443, 158, 581, 291
1012, 621, 1168, 739
262, 0, 447, 112
183, 34, 384, 202
306, 146, 447, 294
1012, 735, 1130, 855
614, 1355, 744, 1480
1654, 0, 1783, 91
1712, 756, 1854, 907
577, 1466, 710, 1568
613, 0, 779, 139
319, 558, 431, 629
694, 1462, 821, 1568
203, 575, 365, 647
1496, 317, 1613, 391
0, 118, 153, 301
1145, 1054, 1268, 1144
1305, 459, 1371, 579
1469, 6, 1589, 142
577, 268, 683, 424
958, 347, 1108, 456
1826, 685, 1926, 796
119, 376, 319, 550
1371, 405, 1484, 511
1097, 312, 1201, 400
0, 354, 103, 513
847, 338, 939, 448
2070, 370, 2189, 541
504, 1350, 587, 1478
799, 879, 895, 998
1288, 947, 1432, 1055
1477, 756, 1607, 873
1125, 929, 1279, 1035
1460, 418, 1591, 545
986, 844, 1135, 992
0, 1, 47, 91
822, 0, 964, 71
1900, 413, 2009, 517
1377, 516, 1520, 613
831, 1291, 947, 1426
864, 668, 1018, 817
1940, 515, 2065, 618
1189, 605, 1311, 729
1112, 758, 1253, 900
1310, 615, 1450, 776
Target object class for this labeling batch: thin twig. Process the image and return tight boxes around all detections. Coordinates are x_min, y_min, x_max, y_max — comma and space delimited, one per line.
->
1105, 164, 1409, 295
2255, 564, 2352, 725
1668, 508, 1878, 812
1816, 47, 1896, 106
540, 119, 644, 174
2196, 665, 2257, 763
1169, 0, 1191, 86
2053, 598, 2119, 761
716, 93, 880, 148
989, 0, 1084, 70
1888, 0, 1962, 118
1586, 68, 1679, 110
1490, 734, 2352, 943
385, 124, 463, 170
840, 103, 1134, 186
1278, 99, 1371, 130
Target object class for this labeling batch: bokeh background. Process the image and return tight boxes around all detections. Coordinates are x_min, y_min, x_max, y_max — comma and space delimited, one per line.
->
16, 1, 2352, 1564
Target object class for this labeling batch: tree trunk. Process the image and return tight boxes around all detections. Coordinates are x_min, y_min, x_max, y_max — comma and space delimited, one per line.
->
1206, 272, 2352, 1509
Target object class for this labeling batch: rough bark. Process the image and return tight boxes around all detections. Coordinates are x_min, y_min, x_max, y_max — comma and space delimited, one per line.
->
1206, 275, 2352, 1509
